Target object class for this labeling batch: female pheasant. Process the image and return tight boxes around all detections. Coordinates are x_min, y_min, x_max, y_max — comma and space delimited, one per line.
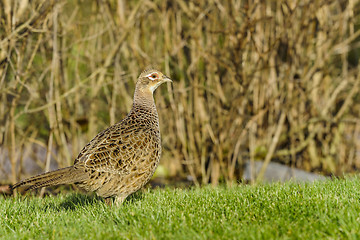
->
12, 67, 172, 206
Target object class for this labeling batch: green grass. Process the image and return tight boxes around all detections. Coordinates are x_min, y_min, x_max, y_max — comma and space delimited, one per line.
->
1, 178, 360, 239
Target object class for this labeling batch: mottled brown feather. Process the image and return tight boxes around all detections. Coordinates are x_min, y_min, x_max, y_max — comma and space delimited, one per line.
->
12, 68, 172, 205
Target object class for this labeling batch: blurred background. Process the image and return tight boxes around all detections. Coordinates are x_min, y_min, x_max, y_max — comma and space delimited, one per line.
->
0, 0, 359, 189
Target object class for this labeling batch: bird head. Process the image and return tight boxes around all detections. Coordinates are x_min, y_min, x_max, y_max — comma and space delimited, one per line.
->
136, 68, 172, 94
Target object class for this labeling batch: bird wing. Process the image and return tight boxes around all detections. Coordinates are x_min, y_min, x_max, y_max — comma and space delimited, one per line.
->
74, 123, 152, 175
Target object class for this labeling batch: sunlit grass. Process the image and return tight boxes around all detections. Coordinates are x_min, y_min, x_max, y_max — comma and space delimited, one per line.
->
2, 177, 360, 239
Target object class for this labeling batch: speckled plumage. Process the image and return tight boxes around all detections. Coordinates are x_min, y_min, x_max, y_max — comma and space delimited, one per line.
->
12, 68, 172, 205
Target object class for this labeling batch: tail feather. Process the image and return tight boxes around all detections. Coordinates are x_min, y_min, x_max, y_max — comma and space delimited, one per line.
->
11, 167, 87, 191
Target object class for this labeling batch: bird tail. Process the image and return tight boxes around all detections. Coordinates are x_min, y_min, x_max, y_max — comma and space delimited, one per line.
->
11, 167, 87, 191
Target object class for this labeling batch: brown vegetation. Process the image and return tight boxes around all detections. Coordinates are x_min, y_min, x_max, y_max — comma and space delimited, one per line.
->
1, 0, 359, 186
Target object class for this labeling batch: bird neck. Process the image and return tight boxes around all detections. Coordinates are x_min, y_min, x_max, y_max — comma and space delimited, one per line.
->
131, 86, 158, 117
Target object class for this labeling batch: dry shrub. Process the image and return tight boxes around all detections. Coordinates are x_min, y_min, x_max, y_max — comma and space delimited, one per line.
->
0, 0, 359, 185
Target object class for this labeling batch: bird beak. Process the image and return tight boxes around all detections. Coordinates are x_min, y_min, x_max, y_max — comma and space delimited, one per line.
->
163, 75, 172, 83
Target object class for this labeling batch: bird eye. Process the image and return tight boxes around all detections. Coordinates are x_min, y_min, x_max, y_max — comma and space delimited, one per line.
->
147, 72, 159, 80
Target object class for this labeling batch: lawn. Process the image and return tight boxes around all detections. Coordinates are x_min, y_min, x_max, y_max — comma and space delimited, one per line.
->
1, 178, 360, 239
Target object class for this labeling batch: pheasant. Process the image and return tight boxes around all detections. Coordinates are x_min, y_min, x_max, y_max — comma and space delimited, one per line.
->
12, 67, 172, 206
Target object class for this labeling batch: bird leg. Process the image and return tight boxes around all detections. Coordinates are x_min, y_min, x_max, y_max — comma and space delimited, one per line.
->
104, 197, 113, 206
115, 195, 126, 206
